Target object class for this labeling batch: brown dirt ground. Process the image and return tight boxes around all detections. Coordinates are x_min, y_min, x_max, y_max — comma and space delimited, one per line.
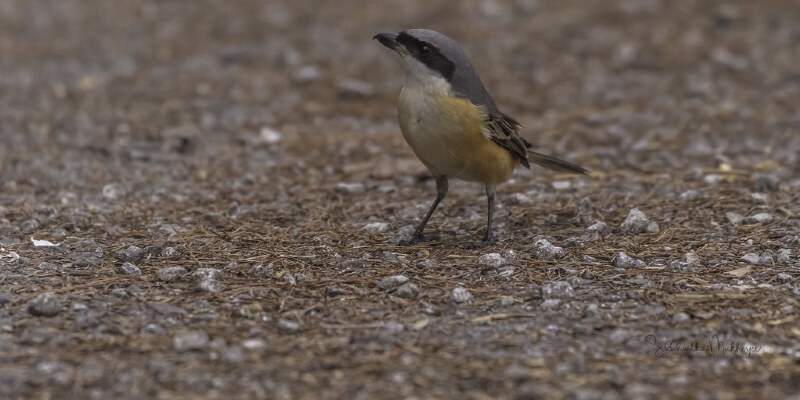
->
1, 0, 799, 399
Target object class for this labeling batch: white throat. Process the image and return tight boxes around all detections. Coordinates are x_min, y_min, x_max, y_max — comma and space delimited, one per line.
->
400, 55, 452, 95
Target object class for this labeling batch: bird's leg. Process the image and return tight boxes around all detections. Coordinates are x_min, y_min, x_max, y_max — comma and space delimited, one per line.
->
482, 185, 496, 244
401, 176, 448, 245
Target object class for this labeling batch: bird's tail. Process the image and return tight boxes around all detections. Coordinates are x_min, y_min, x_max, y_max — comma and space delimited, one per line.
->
527, 150, 589, 175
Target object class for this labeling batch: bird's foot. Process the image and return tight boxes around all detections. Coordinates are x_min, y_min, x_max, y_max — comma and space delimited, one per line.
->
465, 236, 496, 249
398, 231, 426, 246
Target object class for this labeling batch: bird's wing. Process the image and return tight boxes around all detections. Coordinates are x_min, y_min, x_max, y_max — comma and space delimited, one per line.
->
485, 110, 590, 175
452, 87, 589, 174
484, 112, 531, 169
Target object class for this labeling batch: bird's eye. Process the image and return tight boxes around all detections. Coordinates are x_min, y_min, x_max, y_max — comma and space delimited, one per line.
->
420, 45, 431, 56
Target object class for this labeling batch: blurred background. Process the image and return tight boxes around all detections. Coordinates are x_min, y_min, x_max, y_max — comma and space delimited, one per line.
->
2, 0, 799, 196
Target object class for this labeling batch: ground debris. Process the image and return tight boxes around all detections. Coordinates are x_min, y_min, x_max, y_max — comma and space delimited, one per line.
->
2, 2, 799, 398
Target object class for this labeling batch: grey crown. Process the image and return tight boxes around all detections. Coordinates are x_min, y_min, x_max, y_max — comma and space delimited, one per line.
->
404, 29, 500, 115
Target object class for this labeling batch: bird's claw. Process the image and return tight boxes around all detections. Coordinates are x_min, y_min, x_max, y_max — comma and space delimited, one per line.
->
465, 236, 496, 249
398, 231, 425, 246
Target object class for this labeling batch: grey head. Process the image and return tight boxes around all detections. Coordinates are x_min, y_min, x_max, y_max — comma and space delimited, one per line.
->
374, 29, 499, 113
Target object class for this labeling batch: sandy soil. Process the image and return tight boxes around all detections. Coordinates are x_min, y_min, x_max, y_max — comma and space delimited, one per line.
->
1, 0, 799, 399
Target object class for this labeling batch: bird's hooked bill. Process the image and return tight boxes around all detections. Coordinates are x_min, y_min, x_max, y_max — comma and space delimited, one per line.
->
373, 32, 399, 51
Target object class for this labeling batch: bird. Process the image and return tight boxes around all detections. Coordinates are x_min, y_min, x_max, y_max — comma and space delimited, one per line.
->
374, 29, 588, 246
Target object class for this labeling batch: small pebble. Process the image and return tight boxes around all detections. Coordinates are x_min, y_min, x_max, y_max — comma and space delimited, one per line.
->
500, 296, 516, 306
341, 259, 364, 269
173, 330, 209, 352
362, 222, 390, 234
683, 167, 703, 181
379, 275, 409, 290
532, 239, 565, 260
116, 245, 145, 264
142, 324, 167, 336
259, 127, 281, 144
740, 253, 760, 264
477, 253, 505, 268
667, 260, 690, 272
227, 202, 239, 216
28, 292, 61, 317
278, 319, 300, 333
679, 190, 700, 201
282, 273, 296, 285
242, 338, 267, 351
162, 246, 182, 260
148, 301, 187, 316
755, 175, 779, 192
502, 249, 518, 261
552, 181, 571, 190
337, 78, 374, 99
743, 213, 773, 225
759, 250, 774, 265
497, 266, 515, 277
620, 208, 651, 234
703, 174, 724, 184
509, 193, 533, 204
418, 259, 437, 268
672, 312, 690, 322
325, 286, 348, 297
750, 193, 769, 203
102, 183, 123, 200
777, 249, 791, 263
222, 346, 245, 364
156, 266, 186, 282
776, 273, 793, 283
126, 284, 143, 296
726, 212, 744, 225
377, 185, 397, 193
249, 263, 273, 278
612, 252, 646, 268
451, 287, 474, 303
575, 197, 594, 225
118, 262, 142, 275
587, 221, 612, 235
395, 282, 420, 299
781, 236, 800, 245
681, 252, 701, 267
334, 182, 365, 193
541, 281, 575, 299
292, 65, 321, 83
192, 268, 223, 293
504, 364, 531, 380
539, 299, 562, 309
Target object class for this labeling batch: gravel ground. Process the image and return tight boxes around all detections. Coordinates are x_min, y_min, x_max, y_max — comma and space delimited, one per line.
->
1, 1, 800, 399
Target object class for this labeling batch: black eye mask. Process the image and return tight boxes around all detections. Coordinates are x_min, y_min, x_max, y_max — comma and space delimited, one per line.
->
397, 32, 455, 81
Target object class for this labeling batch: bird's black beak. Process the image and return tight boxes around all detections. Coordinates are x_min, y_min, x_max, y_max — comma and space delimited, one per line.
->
373, 32, 399, 51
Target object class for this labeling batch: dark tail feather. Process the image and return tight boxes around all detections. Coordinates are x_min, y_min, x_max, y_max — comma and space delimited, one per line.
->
527, 150, 589, 175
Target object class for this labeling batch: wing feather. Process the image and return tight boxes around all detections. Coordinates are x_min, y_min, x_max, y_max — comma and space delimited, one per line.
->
484, 112, 531, 169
